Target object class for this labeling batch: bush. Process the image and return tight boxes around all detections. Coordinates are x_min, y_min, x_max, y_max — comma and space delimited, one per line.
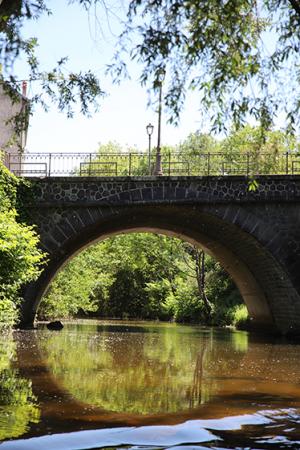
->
0, 298, 18, 329
38, 255, 98, 320
231, 304, 249, 328
107, 268, 148, 318
0, 162, 46, 327
164, 279, 206, 323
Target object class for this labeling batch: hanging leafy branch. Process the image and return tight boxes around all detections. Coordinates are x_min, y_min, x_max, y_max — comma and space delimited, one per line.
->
2, 1, 300, 130
0, 0, 104, 121
108, 0, 300, 131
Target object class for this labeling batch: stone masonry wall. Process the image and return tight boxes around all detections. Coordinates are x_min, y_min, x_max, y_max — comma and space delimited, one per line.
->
30, 175, 300, 206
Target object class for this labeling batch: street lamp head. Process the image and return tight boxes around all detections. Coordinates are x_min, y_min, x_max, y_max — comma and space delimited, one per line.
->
146, 123, 154, 136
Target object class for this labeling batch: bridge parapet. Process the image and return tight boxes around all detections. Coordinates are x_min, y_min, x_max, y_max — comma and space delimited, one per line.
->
27, 175, 300, 207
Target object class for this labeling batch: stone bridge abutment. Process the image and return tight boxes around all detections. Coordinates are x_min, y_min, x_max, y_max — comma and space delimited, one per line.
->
19, 176, 300, 335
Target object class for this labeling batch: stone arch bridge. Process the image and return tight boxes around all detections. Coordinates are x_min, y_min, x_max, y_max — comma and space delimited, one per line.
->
20, 175, 300, 335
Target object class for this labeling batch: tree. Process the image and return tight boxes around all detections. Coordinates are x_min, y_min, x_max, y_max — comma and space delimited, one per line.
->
108, 267, 149, 318
220, 126, 299, 175
2, 1, 300, 131
0, 161, 46, 326
194, 248, 212, 320
179, 132, 220, 156
178, 127, 300, 176
37, 251, 98, 320
111, 0, 300, 132
0, 0, 103, 126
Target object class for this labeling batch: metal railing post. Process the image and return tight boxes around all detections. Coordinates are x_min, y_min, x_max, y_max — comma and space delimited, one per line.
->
246, 153, 250, 176
48, 153, 52, 177
89, 153, 92, 176
168, 151, 171, 175
207, 153, 210, 176
286, 152, 289, 175
129, 153, 132, 176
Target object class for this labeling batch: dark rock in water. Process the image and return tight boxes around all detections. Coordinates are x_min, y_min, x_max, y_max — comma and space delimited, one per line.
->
47, 320, 64, 330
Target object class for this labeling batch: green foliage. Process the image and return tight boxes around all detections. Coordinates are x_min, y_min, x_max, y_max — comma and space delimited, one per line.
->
0, 161, 46, 327
177, 126, 298, 176
220, 126, 296, 156
0, 298, 18, 328
178, 132, 220, 156
0, 369, 40, 439
231, 304, 249, 328
85, 142, 177, 176
107, 268, 148, 318
40, 231, 244, 327
0, 333, 40, 440
220, 125, 297, 175
40, 233, 185, 320
0, 1, 103, 136
205, 259, 244, 326
0, 210, 44, 286
0, 157, 18, 211
3, 2, 300, 130
144, 278, 171, 320
38, 253, 98, 320
164, 278, 206, 323
0, 209, 45, 326
84, 127, 300, 177
110, 0, 300, 131
248, 178, 259, 192
39, 322, 228, 414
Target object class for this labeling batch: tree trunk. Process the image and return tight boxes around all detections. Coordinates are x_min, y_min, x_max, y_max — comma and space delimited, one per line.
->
194, 248, 212, 321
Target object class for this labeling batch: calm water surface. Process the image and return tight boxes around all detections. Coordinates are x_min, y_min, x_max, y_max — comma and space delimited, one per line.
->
1, 321, 300, 449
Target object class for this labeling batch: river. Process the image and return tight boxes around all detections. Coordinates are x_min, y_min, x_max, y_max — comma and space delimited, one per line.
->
1, 320, 300, 449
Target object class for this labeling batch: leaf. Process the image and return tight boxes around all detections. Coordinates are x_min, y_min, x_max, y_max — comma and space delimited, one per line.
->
247, 178, 259, 192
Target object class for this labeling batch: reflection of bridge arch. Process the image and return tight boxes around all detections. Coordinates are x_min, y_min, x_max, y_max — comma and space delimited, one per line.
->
20, 176, 300, 334
15, 330, 300, 438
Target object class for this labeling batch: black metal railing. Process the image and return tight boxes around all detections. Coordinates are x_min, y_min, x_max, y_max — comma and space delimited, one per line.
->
2, 151, 300, 177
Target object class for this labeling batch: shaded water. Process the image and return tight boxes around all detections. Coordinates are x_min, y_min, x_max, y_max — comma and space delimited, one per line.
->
1, 321, 300, 449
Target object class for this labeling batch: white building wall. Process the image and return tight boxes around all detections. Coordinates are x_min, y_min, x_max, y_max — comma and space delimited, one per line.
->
0, 84, 28, 171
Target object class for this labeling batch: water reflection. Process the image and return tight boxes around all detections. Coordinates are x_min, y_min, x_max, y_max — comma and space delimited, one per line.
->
0, 333, 40, 440
1, 321, 300, 448
37, 323, 248, 414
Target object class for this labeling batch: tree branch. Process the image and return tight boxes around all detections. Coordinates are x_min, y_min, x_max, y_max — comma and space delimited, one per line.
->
289, 0, 300, 16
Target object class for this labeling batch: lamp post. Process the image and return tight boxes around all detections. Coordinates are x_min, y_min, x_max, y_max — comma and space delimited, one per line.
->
154, 70, 165, 176
146, 123, 154, 175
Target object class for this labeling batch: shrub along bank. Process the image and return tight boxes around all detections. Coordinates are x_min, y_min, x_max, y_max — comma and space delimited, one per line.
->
0, 160, 45, 328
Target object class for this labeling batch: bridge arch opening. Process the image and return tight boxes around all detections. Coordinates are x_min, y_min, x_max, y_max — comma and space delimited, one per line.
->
22, 205, 300, 334
37, 227, 247, 326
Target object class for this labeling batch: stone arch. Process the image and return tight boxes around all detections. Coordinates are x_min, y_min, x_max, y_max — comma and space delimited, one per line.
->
21, 204, 300, 335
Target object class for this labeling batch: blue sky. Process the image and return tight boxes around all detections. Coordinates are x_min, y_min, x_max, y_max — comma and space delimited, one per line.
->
14, 0, 206, 153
